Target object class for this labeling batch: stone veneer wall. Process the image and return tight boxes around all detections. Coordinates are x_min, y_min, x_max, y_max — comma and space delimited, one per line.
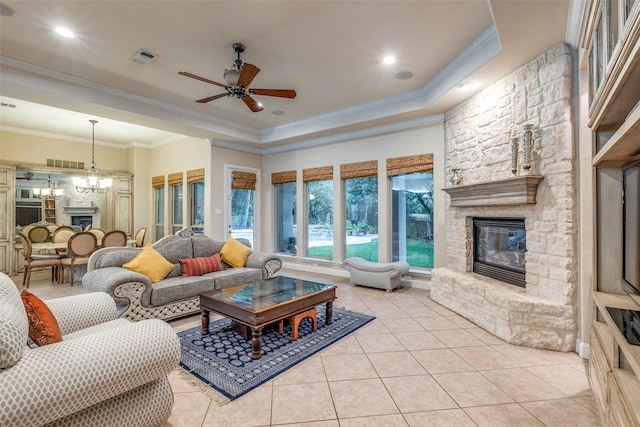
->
57, 182, 102, 227
431, 43, 577, 351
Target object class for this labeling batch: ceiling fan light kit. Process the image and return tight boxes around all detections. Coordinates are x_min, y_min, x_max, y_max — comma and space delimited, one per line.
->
179, 43, 296, 113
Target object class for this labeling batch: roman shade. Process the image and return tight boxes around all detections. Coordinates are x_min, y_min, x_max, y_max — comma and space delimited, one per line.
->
232, 171, 256, 190
272, 170, 297, 185
386, 154, 433, 176
340, 160, 378, 179
168, 172, 183, 186
303, 166, 333, 182
151, 176, 164, 188
187, 168, 205, 183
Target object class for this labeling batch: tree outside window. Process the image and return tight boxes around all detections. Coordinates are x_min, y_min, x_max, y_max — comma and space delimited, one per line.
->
170, 183, 183, 235
154, 186, 164, 240
391, 172, 434, 268
307, 179, 333, 259
345, 176, 378, 261
275, 181, 296, 254
190, 181, 204, 234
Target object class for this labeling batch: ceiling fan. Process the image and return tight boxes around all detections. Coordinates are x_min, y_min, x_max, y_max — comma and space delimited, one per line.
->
179, 43, 297, 113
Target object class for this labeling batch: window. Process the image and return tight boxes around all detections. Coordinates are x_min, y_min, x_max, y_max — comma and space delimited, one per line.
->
190, 181, 204, 234
273, 170, 297, 255
388, 154, 434, 269
152, 175, 164, 240
342, 161, 378, 262
229, 168, 257, 248
188, 168, 205, 234
304, 166, 333, 259
169, 172, 183, 235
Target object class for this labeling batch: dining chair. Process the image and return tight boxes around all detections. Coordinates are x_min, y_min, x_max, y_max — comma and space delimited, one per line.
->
134, 227, 147, 247
60, 232, 97, 286
52, 227, 75, 257
28, 226, 50, 243
46, 224, 59, 236
102, 230, 127, 247
83, 224, 92, 231
88, 228, 106, 242
19, 232, 61, 288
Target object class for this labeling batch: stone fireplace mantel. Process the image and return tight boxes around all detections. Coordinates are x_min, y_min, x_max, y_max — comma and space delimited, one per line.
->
443, 176, 544, 207
63, 206, 98, 214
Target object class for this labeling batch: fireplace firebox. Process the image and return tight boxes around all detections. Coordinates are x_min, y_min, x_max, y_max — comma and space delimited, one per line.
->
71, 215, 92, 230
473, 217, 526, 287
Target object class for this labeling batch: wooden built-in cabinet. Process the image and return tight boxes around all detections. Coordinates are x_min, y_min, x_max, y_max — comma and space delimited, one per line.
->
585, 0, 640, 424
42, 199, 58, 223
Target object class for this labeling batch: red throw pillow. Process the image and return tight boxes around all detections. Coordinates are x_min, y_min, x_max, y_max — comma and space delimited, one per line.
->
180, 253, 223, 277
21, 290, 63, 346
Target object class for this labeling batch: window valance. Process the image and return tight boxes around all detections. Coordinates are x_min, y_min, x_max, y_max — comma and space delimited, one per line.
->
340, 160, 378, 179
303, 166, 333, 182
187, 168, 205, 183
232, 170, 256, 190
386, 154, 433, 176
272, 170, 297, 185
168, 172, 183, 186
151, 175, 165, 188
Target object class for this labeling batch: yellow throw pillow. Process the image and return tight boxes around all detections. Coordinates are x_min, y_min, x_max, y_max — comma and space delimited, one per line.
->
123, 244, 174, 283
220, 237, 252, 268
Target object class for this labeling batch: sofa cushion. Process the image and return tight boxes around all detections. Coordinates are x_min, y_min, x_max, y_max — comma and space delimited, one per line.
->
220, 237, 252, 268
210, 267, 263, 289
123, 245, 175, 283
192, 234, 224, 257
21, 290, 63, 346
180, 253, 223, 276
150, 275, 217, 307
0, 274, 29, 368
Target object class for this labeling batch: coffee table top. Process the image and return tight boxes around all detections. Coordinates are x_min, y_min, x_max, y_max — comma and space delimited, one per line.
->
200, 276, 334, 312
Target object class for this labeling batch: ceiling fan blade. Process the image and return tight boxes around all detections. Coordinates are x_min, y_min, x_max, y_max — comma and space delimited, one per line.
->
179, 71, 228, 89
249, 89, 297, 99
237, 63, 260, 87
243, 95, 264, 112
196, 93, 229, 103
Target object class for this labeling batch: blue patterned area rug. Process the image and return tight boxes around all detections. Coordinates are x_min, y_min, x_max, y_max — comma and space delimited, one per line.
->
178, 306, 374, 402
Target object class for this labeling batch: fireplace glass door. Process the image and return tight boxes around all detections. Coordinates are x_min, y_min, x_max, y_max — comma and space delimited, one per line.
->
473, 217, 526, 287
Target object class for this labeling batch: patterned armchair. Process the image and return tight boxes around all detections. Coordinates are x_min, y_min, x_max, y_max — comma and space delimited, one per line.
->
0, 272, 180, 427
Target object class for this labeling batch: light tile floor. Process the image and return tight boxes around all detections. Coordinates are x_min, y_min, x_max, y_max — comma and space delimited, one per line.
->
14, 269, 602, 426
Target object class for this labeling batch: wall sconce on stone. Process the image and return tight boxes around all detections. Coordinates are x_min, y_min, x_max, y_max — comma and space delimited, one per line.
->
522, 124, 534, 175
449, 168, 462, 186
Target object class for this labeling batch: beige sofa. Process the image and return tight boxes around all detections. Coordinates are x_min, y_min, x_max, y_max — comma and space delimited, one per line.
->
0, 272, 180, 427
82, 234, 282, 321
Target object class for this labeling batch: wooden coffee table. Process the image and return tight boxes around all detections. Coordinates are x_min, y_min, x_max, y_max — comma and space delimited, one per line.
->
199, 276, 336, 360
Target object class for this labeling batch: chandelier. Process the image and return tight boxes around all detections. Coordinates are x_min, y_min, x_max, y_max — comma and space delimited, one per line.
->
72, 119, 113, 194
32, 174, 64, 199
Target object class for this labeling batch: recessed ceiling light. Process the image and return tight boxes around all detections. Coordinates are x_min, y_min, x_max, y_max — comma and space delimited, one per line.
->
0, 2, 15, 16
55, 27, 76, 38
272, 110, 285, 116
383, 56, 396, 65
395, 71, 413, 80
456, 81, 477, 90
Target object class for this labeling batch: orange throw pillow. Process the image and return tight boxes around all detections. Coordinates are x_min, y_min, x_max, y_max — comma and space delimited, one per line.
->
21, 290, 62, 346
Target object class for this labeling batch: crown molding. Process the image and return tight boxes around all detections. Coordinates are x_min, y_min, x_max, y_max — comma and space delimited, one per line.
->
262, 115, 444, 155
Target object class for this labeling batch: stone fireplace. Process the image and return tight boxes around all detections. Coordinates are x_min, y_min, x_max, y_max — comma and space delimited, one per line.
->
431, 43, 578, 352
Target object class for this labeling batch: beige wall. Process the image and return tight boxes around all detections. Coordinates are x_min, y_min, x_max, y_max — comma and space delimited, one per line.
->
148, 137, 211, 239
0, 130, 128, 172
262, 122, 446, 278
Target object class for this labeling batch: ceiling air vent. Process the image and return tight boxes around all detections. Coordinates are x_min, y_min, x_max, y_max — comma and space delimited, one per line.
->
130, 49, 158, 65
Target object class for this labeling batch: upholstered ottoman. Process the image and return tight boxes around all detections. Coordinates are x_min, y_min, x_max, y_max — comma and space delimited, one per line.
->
343, 257, 410, 292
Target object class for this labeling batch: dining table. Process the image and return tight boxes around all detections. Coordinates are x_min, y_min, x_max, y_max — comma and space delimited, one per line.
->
12, 239, 137, 275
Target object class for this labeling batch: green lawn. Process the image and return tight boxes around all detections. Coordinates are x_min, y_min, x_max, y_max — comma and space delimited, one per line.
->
308, 238, 434, 268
